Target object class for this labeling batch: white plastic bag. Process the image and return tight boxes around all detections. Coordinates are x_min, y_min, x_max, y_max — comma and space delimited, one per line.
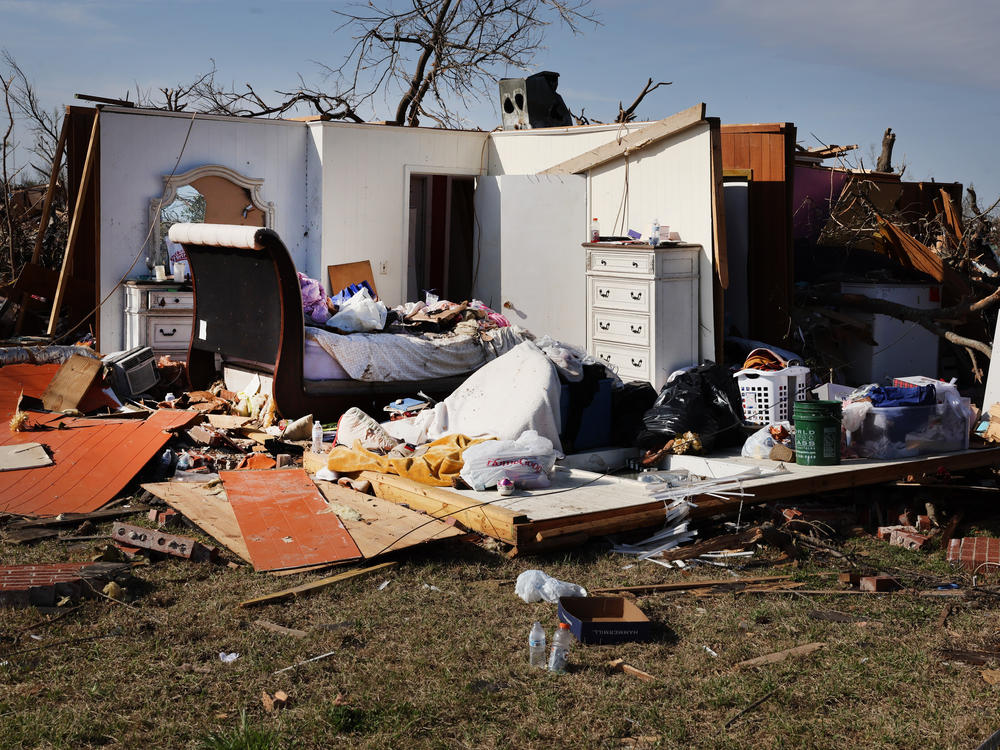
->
515, 569, 587, 603
326, 287, 387, 333
741, 421, 794, 459
459, 430, 557, 491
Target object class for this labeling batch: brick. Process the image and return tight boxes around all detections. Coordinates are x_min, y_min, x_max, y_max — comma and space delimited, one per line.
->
110, 522, 215, 562
889, 528, 930, 551
838, 572, 861, 587
916, 515, 932, 532
0, 562, 95, 608
947, 537, 1000, 572
860, 575, 899, 592
148, 508, 180, 528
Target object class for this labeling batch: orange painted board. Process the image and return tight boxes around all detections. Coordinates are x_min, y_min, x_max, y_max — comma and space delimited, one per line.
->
0, 409, 199, 516
220, 468, 362, 572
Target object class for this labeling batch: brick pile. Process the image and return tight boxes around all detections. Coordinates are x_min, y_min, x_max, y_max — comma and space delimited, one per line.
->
947, 537, 1000, 573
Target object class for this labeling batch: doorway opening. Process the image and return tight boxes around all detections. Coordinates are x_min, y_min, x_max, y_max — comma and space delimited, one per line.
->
407, 174, 475, 302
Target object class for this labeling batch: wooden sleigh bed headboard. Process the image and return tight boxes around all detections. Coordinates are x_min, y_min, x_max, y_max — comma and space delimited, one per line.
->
168, 223, 466, 421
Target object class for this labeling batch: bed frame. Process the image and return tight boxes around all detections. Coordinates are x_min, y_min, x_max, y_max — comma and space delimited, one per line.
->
169, 223, 467, 421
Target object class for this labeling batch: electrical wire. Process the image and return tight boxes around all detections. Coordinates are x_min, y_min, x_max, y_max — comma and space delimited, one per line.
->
52, 110, 200, 344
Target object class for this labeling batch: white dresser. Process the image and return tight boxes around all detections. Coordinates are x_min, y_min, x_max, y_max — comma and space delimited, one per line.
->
123, 281, 194, 360
585, 243, 700, 391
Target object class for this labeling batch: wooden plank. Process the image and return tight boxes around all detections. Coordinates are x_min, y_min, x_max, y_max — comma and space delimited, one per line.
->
142, 481, 251, 563
29, 118, 68, 265
41, 354, 102, 413
541, 103, 706, 175
314, 480, 464, 558
362, 471, 522, 544
736, 642, 824, 669
221, 469, 361, 572
238, 561, 397, 608
590, 576, 792, 595
0, 443, 52, 471
206, 414, 254, 429
47, 109, 99, 336
8, 504, 149, 529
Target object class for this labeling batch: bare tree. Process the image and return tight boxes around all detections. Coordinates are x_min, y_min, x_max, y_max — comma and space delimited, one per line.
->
329, 0, 598, 127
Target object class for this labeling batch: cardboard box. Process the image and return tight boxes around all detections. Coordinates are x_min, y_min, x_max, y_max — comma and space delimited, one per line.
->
557, 596, 651, 644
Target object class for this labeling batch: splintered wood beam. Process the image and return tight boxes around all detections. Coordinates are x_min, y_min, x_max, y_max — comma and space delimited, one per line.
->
238, 561, 397, 607
30, 117, 68, 265
47, 109, 99, 336
541, 103, 707, 175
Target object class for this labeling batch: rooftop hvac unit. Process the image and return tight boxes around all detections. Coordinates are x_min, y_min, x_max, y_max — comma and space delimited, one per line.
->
498, 71, 572, 130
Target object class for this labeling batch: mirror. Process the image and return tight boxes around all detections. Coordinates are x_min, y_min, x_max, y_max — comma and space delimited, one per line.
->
148, 164, 275, 272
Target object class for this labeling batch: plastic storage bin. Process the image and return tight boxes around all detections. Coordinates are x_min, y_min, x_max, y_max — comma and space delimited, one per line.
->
735, 366, 811, 425
846, 401, 970, 459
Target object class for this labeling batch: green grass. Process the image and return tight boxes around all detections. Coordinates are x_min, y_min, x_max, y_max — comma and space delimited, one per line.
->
2, 511, 1000, 749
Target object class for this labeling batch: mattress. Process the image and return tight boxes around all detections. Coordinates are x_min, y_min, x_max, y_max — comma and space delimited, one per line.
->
303, 326, 524, 382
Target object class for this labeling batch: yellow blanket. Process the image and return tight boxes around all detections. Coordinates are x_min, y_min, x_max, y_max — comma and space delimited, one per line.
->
326, 433, 491, 486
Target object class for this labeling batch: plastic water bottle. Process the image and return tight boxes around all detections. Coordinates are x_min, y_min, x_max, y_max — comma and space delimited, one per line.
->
548, 622, 573, 673
590, 217, 600, 243
311, 420, 324, 453
650, 218, 660, 248
528, 621, 546, 668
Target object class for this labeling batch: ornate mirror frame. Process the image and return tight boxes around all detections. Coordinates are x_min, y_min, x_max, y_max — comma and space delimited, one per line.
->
148, 164, 276, 266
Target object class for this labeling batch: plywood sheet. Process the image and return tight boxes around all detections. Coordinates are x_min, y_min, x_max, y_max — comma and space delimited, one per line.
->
41, 354, 102, 412
314, 480, 464, 557
221, 469, 361, 572
142, 481, 251, 563
0, 443, 53, 471
0, 409, 199, 516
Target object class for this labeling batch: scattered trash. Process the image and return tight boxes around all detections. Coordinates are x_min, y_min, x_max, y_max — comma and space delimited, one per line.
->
261, 690, 289, 713
703, 646, 719, 658
547, 622, 573, 673
218, 652, 240, 663
514, 570, 587, 603
377, 580, 391, 591
528, 621, 546, 668
607, 658, 657, 683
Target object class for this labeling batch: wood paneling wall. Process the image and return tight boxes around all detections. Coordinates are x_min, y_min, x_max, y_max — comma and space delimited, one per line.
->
721, 123, 795, 345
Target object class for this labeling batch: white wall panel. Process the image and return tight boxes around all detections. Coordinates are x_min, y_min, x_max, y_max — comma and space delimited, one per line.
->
99, 109, 309, 351
313, 123, 488, 305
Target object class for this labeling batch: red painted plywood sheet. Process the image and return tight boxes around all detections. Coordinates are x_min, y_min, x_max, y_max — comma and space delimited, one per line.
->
220, 468, 362, 572
0, 409, 199, 516
0, 362, 118, 418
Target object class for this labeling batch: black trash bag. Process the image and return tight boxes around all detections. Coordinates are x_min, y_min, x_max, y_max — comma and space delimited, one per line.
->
636, 361, 745, 452
610, 381, 658, 446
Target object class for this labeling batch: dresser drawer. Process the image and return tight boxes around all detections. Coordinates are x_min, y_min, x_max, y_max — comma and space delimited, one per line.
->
589, 277, 651, 313
592, 342, 651, 382
147, 316, 192, 348
591, 310, 650, 346
148, 291, 194, 310
589, 250, 653, 275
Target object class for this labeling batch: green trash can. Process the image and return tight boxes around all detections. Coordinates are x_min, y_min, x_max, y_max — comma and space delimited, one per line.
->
793, 400, 842, 466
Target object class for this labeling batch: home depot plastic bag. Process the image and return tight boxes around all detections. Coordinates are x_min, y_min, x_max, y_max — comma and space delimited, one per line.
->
326, 287, 387, 333
515, 569, 587, 603
637, 361, 745, 452
459, 430, 557, 491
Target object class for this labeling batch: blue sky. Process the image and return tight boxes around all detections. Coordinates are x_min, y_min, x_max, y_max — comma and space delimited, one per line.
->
3, 0, 1000, 204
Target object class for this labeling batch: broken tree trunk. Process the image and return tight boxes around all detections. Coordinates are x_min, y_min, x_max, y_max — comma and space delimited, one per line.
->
877, 127, 895, 173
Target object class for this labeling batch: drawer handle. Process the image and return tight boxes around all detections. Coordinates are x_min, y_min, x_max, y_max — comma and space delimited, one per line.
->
598, 288, 611, 299
598, 321, 610, 331
630, 324, 642, 334
158, 328, 178, 337
599, 259, 607, 266
173, 298, 180, 304
631, 357, 644, 368
158, 298, 166, 307
629, 291, 643, 301
599, 353, 611, 362
631, 261, 639, 268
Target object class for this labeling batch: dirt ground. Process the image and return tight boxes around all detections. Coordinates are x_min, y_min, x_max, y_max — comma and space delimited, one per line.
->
2, 499, 1000, 750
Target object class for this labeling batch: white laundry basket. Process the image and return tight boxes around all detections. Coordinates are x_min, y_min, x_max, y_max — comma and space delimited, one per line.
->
735, 366, 811, 424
